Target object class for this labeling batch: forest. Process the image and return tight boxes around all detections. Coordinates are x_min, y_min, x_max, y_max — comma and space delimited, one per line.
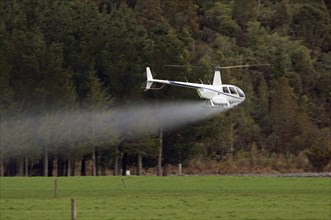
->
0, 0, 330, 176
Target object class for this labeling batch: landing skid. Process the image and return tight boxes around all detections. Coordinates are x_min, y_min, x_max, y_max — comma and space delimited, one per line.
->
203, 100, 230, 108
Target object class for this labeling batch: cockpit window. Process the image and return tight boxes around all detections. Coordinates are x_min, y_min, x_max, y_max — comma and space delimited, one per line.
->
229, 87, 237, 94
237, 88, 245, 97
223, 87, 229, 93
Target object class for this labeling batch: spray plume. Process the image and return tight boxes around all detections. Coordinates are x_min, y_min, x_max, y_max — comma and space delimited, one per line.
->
0, 101, 228, 154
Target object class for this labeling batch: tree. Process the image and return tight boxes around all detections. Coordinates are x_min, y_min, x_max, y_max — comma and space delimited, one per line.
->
1, 0, 330, 175
102, 4, 151, 100
199, 2, 239, 38
85, 72, 115, 176
39, 41, 77, 176
9, 28, 48, 111
291, 3, 331, 54
0, 22, 14, 113
306, 128, 331, 171
135, 0, 164, 30
160, 0, 199, 36
42, 43, 77, 109
251, 75, 269, 133
232, 0, 258, 30
257, 0, 289, 31
267, 78, 299, 153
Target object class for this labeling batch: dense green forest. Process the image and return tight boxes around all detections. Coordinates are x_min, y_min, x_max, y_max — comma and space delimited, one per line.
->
0, 0, 330, 176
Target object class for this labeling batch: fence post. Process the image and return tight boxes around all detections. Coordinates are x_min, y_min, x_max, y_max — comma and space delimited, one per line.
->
71, 198, 76, 220
54, 178, 58, 198
121, 178, 128, 189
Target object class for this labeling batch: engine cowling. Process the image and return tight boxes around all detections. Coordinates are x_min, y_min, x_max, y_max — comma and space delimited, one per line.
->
212, 96, 229, 105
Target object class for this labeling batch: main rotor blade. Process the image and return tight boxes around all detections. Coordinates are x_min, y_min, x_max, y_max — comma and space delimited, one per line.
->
164, 64, 187, 67
164, 64, 203, 68
164, 64, 271, 69
219, 64, 271, 69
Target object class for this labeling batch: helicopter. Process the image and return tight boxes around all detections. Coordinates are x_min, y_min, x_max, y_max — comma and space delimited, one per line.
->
144, 65, 255, 108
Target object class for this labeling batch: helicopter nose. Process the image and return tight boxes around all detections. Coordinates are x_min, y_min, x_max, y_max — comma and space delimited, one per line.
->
240, 93, 245, 104
236, 87, 245, 99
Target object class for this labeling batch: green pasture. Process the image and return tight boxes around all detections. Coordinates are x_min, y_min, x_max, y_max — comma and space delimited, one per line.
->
0, 176, 330, 220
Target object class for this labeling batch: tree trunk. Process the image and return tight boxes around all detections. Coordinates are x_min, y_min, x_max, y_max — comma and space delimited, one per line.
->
137, 153, 142, 176
92, 146, 96, 176
95, 151, 99, 176
71, 160, 76, 176
157, 129, 163, 176
121, 153, 127, 176
67, 159, 71, 176
57, 158, 64, 176
44, 146, 48, 177
101, 167, 106, 176
0, 158, 4, 176
163, 163, 168, 176
178, 163, 182, 175
8, 159, 17, 176
113, 150, 122, 176
81, 157, 86, 176
38, 159, 43, 176
230, 122, 235, 157
48, 156, 53, 177
113, 156, 119, 176
18, 157, 24, 176
25, 158, 29, 177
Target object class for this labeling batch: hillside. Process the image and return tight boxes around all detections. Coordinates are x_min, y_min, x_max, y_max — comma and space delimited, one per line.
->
0, 0, 330, 176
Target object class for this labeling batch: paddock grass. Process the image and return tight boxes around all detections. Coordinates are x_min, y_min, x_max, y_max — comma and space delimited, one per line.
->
0, 176, 330, 219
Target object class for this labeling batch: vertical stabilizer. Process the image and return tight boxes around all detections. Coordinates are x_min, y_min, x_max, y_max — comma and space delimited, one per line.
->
145, 67, 153, 90
213, 68, 222, 85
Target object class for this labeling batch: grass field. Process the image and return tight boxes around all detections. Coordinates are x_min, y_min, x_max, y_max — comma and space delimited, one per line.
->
0, 176, 330, 220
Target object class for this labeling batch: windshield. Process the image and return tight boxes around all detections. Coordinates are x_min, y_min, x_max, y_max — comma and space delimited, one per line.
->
236, 88, 245, 97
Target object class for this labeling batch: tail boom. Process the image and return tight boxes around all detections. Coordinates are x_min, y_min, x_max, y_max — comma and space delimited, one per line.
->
144, 67, 204, 91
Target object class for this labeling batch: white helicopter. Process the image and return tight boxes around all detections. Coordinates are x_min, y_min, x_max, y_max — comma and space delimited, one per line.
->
144, 65, 255, 108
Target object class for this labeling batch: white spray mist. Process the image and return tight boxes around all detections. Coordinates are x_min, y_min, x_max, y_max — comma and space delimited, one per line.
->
0, 101, 228, 153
